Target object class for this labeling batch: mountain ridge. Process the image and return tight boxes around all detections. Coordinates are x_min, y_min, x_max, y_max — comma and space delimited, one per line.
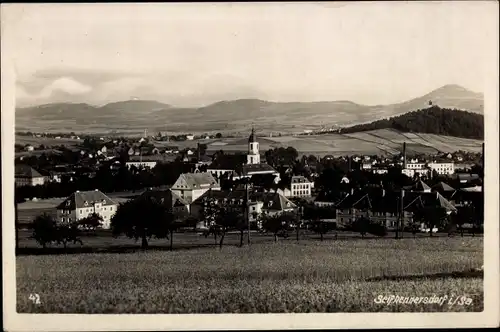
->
15, 84, 484, 135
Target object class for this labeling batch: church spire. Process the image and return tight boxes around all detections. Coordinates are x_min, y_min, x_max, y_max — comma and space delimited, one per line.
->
248, 126, 256, 143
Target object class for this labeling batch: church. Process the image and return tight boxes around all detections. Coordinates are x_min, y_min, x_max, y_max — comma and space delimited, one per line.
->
233, 127, 280, 181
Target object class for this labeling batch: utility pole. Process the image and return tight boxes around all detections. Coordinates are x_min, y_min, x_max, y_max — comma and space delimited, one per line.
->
400, 188, 405, 239
246, 180, 251, 245
395, 188, 404, 239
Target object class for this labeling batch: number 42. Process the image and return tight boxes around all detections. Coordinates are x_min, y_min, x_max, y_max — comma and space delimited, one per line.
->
29, 293, 41, 305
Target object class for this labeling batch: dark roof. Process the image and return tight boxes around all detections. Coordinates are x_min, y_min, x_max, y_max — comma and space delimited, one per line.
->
15, 164, 43, 178
291, 175, 312, 184
336, 191, 373, 210
314, 191, 346, 204
240, 163, 277, 175
140, 189, 189, 208
413, 179, 431, 192
432, 181, 455, 192
56, 190, 117, 210
174, 172, 220, 189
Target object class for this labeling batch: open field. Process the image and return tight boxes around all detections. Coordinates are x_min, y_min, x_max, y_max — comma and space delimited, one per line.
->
15, 135, 83, 147
206, 129, 483, 157
15, 129, 483, 158
17, 236, 483, 313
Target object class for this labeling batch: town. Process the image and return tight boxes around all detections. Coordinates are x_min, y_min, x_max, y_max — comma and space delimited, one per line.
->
15, 126, 484, 251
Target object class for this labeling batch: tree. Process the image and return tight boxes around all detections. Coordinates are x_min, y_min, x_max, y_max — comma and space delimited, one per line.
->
54, 222, 83, 249
215, 208, 243, 248
31, 213, 58, 249
304, 205, 336, 241
78, 213, 103, 233
351, 216, 371, 239
215, 132, 223, 139
261, 213, 289, 242
111, 196, 173, 249
309, 219, 337, 241
280, 211, 300, 241
413, 207, 448, 237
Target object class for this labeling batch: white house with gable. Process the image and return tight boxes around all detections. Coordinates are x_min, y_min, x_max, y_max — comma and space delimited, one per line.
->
56, 189, 118, 229
170, 172, 221, 203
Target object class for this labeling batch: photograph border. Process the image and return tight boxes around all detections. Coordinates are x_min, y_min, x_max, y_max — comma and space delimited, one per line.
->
2, 2, 499, 330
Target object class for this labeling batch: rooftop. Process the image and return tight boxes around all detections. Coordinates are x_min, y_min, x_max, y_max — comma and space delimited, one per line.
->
56, 190, 117, 210
15, 164, 43, 178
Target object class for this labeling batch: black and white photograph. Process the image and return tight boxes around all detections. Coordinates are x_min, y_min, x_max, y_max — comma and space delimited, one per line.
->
2, 2, 499, 330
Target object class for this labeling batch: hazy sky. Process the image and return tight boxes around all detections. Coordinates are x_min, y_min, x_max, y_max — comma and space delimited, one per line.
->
4, 2, 497, 107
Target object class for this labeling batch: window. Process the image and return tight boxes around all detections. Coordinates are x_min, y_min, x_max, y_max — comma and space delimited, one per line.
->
80, 209, 83, 214
252, 206, 256, 211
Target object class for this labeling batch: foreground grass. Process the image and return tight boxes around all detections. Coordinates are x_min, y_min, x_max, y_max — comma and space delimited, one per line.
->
17, 237, 483, 313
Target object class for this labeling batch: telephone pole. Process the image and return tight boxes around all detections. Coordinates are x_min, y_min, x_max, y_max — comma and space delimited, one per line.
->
246, 180, 251, 245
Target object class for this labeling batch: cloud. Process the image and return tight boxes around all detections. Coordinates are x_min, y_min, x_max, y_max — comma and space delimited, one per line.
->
16, 77, 93, 107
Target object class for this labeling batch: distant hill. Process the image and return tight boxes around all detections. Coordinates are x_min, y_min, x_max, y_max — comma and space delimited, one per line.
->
342, 106, 484, 140
15, 84, 483, 135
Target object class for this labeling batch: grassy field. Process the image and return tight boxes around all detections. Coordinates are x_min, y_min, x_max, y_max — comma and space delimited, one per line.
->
17, 236, 483, 313
205, 129, 483, 157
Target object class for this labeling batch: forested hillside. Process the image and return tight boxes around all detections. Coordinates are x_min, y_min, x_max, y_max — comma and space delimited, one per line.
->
342, 106, 484, 139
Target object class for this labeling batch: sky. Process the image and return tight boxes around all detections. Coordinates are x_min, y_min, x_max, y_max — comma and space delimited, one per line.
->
3, 2, 497, 108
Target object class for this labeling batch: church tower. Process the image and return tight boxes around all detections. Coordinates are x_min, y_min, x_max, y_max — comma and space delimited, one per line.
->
247, 127, 260, 165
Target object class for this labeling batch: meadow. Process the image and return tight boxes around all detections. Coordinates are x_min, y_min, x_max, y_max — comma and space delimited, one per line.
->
17, 236, 483, 313
205, 129, 483, 157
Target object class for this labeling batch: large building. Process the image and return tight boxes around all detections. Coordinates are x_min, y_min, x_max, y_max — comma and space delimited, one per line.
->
190, 189, 296, 228
234, 128, 280, 180
170, 172, 221, 203
15, 164, 46, 187
279, 175, 314, 198
56, 189, 118, 229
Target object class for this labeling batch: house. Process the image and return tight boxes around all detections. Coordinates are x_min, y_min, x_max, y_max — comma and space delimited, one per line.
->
15, 164, 46, 187
371, 166, 388, 175
186, 134, 195, 141
56, 189, 118, 229
335, 189, 412, 229
140, 189, 191, 217
428, 161, 455, 175
361, 162, 372, 170
402, 161, 428, 178
25, 145, 34, 152
287, 175, 314, 198
170, 172, 221, 203
432, 181, 456, 199
125, 159, 157, 169
190, 189, 296, 229
453, 173, 481, 184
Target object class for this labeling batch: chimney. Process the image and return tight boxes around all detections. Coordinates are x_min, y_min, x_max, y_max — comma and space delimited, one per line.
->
350, 187, 354, 195
403, 142, 407, 169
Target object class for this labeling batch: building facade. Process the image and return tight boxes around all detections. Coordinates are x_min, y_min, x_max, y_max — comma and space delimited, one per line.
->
170, 172, 221, 203
290, 175, 314, 197
15, 164, 46, 187
56, 189, 118, 229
